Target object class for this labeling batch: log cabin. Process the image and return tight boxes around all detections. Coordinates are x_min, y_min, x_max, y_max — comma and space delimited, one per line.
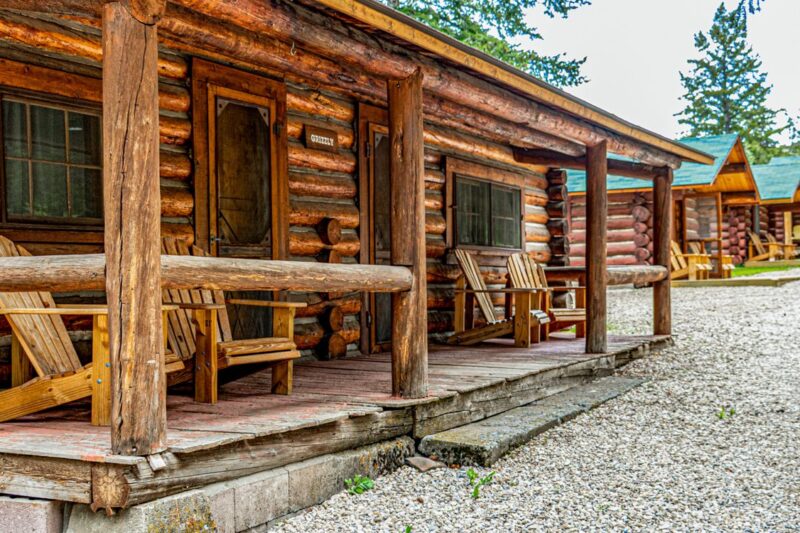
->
752, 156, 800, 245
0, 0, 715, 516
565, 134, 758, 274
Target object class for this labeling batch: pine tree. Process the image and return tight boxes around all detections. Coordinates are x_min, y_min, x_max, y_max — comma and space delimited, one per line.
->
383, 0, 589, 87
676, 2, 786, 164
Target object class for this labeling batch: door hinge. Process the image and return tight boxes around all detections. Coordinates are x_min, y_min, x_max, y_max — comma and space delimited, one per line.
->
274, 121, 282, 136
364, 140, 371, 158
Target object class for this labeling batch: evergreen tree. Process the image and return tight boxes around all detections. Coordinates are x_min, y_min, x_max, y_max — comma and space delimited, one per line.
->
676, 2, 786, 164
383, 0, 589, 87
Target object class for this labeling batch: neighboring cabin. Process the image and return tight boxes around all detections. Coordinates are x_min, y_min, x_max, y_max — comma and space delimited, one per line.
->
752, 156, 800, 244
566, 134, 758, 274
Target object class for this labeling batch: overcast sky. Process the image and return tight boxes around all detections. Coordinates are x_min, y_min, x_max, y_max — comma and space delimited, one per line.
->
527, 0, 800, 142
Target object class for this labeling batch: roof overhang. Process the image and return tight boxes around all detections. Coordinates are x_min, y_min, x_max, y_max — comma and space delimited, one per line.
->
315, 0, 714, 166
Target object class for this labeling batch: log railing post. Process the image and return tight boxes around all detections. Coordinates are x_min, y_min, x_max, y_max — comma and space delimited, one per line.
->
653, 168, 673, 336
585, 141, 607, 353
388, 68, 428, 398
103, 0, 166, 455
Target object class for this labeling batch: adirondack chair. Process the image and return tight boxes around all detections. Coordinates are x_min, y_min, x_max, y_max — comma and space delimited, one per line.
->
686, 242, 715, 278
670, 240, 708, 280
748, 232, 780, 262
766, 233, 798, 259
449, 249, 548, 347
162, 237, 305, 403
687, 241, 734, 278
0, 236, 180, 424
507, 252, 586, 340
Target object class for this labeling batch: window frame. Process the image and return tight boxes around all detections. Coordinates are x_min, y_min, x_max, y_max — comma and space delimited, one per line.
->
0, 90, 103, 228
444, 157, 526, 253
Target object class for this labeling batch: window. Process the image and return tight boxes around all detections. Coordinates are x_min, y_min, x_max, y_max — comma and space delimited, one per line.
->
455, 176, 521, 248
2, 97, 102, 223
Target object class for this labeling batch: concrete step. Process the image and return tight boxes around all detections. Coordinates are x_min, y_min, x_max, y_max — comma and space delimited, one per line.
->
418, 376, 645, 466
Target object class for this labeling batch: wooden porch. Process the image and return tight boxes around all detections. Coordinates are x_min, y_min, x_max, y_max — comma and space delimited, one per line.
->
0, 333, 669, 510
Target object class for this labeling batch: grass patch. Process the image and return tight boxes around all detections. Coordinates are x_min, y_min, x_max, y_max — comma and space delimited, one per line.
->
731, 265, 800, 278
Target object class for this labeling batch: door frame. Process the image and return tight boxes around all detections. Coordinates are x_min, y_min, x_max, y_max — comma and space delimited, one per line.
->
357, 103, 390, 353
191, 58, 288, 259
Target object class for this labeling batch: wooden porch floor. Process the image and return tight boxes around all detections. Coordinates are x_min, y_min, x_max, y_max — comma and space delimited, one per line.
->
0, 334, 670, 506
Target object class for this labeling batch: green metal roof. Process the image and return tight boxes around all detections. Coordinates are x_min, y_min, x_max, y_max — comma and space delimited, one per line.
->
752, 158, 800, 202
567, 134, 740, 193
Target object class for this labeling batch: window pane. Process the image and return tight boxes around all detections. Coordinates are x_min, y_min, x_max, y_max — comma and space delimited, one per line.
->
30, 105, 66, 162
5, 159, 29, 215
491, 185, 521, 248
32, 162, 67, 217
216, 98, 270, 246
3, 100, 27, 158
68, 112, 101, 165
70, 167, 102, 218
456, 177, 490, 246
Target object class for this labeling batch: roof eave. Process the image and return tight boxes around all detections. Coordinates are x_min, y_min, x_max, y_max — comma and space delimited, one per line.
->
315, 0, 715, 166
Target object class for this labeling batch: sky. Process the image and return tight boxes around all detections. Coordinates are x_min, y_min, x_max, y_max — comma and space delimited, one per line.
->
526, 0, 800, 142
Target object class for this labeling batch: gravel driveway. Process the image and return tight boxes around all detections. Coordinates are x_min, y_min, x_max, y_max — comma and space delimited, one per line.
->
274, 278, 800, 532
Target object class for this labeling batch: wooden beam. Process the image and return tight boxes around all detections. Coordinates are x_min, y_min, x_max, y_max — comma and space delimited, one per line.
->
722, 192, 757, 206
103, 1, 165, 456
389, 69, 428, 399
513, 148, 668, 180
0, 254, 413, 293
718, 162, 747, 175
585, 141, 608, 354
652, 169, 673, 336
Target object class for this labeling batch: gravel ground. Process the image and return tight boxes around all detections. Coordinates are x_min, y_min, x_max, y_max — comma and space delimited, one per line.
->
273, 279, 800, 532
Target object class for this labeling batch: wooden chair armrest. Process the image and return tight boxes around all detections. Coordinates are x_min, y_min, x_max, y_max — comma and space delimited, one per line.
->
0, 307, 110, 316
1, 304, 180, 315
173, 302, 226, 310
226, 299, 307, 308
453, 288, 547, 294
548, 286, 586, 291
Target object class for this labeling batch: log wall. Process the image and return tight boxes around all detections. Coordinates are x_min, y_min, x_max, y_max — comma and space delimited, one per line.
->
0, 8, 553, 363
722, 205, 752, 265
568, 192, 652, 266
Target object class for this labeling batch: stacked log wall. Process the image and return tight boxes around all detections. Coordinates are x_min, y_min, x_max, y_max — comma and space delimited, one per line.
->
723, 205, 751, 264
568, 191, 652, 266
0, 8, 553, 361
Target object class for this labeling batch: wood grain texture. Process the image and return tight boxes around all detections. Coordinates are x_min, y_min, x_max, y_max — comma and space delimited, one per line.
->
388, 70, 428, 398
652, 169, 673, 336
585, 141, 608, 354
102, 1, 166, 455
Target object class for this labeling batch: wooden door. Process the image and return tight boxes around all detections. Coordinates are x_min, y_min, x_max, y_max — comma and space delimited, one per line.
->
209, 88, 276, 338
358, 104, 392, 353
192, 60, 288, 340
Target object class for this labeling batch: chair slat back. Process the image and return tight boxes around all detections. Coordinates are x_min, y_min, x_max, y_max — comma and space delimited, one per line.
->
748, 232, 767, 255
766, 234, 779, 244
453, 249, 497, 324
670, 240, 688, 270
162, 237, 233, 362
0, 236, 81, 376
687, 242, 703, 255
507, 252, 547, 290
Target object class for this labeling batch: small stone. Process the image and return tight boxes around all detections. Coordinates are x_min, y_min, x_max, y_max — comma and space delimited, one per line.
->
405, 455, 446, 472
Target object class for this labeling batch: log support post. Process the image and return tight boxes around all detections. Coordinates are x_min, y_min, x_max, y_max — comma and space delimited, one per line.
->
103, 0, 166, 455
585, 141, 607, 354
653, 168, 673, 336
388, 69, 428, 398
